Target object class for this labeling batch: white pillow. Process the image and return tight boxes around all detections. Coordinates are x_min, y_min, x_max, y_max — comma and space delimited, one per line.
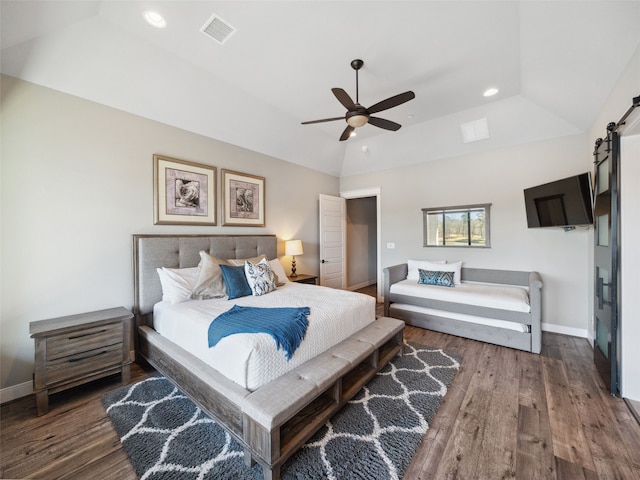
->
269, 258, 290, 285
410, 261, 463, 285
244, 259, 277, 296
156, 267, 199, 304
407, 259, 447, 281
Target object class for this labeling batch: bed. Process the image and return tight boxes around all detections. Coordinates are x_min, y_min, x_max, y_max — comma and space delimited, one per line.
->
133, 234, 404, 480
384, 262, 542, 353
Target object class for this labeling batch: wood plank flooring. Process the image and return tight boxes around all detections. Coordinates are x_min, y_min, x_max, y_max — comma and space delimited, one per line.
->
2, 300, 640, 479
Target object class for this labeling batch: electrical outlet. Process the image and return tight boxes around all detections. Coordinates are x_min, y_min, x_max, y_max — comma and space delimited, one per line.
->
387, 242, 395, 249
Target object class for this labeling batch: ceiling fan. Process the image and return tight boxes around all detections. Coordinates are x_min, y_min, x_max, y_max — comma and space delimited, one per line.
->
302, 59, 415, 141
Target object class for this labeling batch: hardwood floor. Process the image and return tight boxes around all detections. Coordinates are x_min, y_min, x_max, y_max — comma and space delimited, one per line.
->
2, 301, 640, 479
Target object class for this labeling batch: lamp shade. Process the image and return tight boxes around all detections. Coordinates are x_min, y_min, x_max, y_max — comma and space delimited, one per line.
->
285, 239, 304, 256
346, 114, 369, 128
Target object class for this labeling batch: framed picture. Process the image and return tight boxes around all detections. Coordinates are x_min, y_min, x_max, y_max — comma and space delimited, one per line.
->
222, 169, 265, 226
153, 154, 216, 225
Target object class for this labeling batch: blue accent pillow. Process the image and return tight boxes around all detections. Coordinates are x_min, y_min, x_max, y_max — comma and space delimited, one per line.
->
418, 269, 455, 287
219, 265, 252, 299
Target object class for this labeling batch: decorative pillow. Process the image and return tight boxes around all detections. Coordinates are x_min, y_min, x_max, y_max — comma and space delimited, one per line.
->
406, 259, 447, 281
245, 259, 277, 296
219, 264, 253, 299
418, 269, 455, 288
268, 258, 290, 286
156, 267, 199, 304
227, 254, 267, 267
410, 260, 462, 285
191, 251, 231, 300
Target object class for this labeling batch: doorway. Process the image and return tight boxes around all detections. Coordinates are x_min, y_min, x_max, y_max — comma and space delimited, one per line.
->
341, 187, 382, 301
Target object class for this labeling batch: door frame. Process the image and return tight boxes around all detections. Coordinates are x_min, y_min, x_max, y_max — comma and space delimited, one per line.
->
340, 186, 382, 302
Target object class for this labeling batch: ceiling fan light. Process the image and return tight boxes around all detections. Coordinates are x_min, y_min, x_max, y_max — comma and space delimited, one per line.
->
144, 10, 166, 28
347, 114, 369, 128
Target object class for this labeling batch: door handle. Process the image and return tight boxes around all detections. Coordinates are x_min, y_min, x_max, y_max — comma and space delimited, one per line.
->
321, 259, 328, 264
596, 277, 611, 310
597, 277, 603, 310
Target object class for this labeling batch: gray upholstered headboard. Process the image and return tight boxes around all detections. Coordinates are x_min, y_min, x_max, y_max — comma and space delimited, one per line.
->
133, 234, 277, 315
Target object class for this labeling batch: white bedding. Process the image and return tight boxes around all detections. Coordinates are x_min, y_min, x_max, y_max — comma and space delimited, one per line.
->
389, 280, 531, 313
153, 282, 375, 390
389, 303, 530, 333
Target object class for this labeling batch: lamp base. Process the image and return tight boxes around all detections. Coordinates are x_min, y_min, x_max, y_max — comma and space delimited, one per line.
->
290, 257, 297, 277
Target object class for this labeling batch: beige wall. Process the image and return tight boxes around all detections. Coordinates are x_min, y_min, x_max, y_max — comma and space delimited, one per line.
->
0, 75, 339, 392
341, 134, 591, 334
346, 197, 377, 289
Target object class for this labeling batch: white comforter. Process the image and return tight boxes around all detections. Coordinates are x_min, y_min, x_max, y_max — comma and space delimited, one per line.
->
153, 283, 375, 391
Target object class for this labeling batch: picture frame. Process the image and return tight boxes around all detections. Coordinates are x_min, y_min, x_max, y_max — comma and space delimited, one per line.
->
153, 154, 216, 225
221, 169, 265, 227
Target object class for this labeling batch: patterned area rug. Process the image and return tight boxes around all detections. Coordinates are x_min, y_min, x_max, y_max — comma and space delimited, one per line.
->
102, 343, 460, 480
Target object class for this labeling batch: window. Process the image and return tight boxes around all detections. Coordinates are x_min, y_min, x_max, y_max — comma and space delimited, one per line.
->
423, 204, 491, 247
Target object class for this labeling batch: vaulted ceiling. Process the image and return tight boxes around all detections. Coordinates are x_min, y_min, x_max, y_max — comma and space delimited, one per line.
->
2, 1, 639, 177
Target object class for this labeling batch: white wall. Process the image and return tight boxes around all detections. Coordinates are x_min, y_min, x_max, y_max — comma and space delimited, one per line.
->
620, 133, 640, 400
341, 134, 591, 334
0, 75, 339, 394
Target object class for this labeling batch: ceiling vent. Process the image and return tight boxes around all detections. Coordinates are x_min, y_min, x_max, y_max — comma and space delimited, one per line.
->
201, 13, 236, 44
461, 118, 490, 143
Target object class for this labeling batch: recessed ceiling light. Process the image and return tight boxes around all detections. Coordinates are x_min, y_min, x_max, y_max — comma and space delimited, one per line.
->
483, 87, 499, 97
144, 11, 166, 28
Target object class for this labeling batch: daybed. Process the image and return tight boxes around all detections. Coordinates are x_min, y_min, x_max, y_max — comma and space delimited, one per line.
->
133, 234, 404, 480
384, 262, 542, 354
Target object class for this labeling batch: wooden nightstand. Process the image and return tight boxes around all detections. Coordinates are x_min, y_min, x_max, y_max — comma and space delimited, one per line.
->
29, 307, 133, 416
288, 274, 318, 285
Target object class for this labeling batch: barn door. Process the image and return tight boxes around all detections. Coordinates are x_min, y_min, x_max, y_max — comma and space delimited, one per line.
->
593, 126, 620, 396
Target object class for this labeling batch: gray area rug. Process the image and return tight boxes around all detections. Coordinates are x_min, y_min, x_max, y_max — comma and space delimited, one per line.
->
102, 342, 460, 480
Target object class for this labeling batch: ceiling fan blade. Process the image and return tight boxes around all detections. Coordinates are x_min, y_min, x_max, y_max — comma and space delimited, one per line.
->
301, 116, 345, 125
332, 88, 356, 110
367, 91, 415, 114
368, 116, 402, 131
339, 125, 355, 141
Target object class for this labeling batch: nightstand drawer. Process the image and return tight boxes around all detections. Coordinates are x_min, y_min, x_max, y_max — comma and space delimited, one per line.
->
46, 323, 123, 361
45, 342, 124, 385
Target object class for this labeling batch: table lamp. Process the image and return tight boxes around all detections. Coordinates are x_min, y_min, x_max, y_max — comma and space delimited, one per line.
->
284, 240, 304, 277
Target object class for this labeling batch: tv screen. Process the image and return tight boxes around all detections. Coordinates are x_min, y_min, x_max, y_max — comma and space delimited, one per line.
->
524, 172, 594, 228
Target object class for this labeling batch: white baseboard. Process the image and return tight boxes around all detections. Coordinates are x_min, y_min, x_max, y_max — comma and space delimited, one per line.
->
0, 380, 33, 405
542, 322, 588, 339
1, 350, 136, 404
348, 281, 375, 291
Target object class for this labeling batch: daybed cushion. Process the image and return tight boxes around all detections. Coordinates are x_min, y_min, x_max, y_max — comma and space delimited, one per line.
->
390, 279, 531, 312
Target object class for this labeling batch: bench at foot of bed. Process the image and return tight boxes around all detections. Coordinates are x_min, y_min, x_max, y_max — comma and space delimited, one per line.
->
242, 316, 405, 480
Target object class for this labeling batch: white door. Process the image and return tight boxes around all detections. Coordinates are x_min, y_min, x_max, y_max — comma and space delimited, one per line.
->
319, 194, 346, 288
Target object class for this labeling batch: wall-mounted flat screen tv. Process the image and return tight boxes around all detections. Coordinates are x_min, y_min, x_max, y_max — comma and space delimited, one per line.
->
523, 172, 594, 228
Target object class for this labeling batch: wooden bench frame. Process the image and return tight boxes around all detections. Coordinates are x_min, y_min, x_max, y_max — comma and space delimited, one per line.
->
138, 317, 403, 479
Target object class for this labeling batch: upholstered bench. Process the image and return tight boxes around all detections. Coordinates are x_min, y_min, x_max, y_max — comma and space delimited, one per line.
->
240, 316, 405, 480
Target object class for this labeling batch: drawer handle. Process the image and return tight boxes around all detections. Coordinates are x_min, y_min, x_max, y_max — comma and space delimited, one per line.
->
68, 350, 108, 362
68, 329, 107, 340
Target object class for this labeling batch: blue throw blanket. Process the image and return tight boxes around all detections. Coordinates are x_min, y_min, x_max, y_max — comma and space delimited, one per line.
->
207, 305, 310, 361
